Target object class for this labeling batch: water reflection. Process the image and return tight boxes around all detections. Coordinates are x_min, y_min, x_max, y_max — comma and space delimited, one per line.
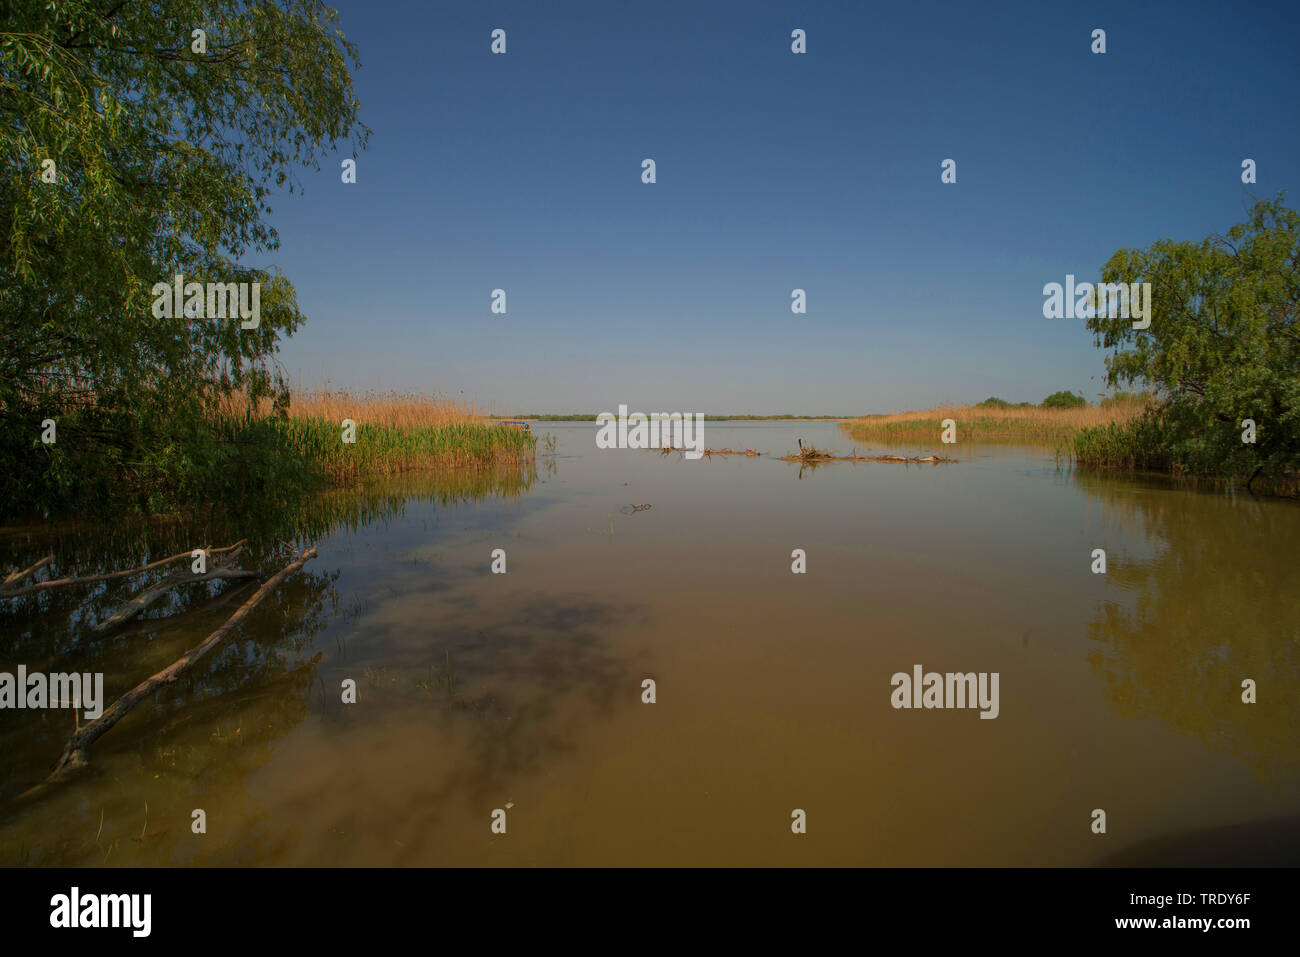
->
0, 463, 539, 863
1079, 475, 1300, 782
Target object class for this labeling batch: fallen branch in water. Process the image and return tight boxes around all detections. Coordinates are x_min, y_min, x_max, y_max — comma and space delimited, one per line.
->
90, 549, 258, 637
779, 448, 955, 464
0, 540, 247, 600
653, 446, 759, 457
16, 547, 318, 800
3, 555, 52, 588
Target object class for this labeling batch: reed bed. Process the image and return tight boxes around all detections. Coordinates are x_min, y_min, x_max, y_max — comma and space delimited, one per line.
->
840, 397, 1151, 445
274, 418, 534, 481
214, 389, 535, 482
1067, 417, 1170, 470
1067, 417, 1298, 494
287, 390, 484, 429
215, 389, 483, 428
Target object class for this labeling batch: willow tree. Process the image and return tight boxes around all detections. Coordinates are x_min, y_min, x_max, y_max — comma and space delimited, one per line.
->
1086, 196, 1299, 483
0, 0, 368, 517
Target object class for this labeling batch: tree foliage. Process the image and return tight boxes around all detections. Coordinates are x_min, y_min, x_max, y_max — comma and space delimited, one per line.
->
1086, 196, 1299, 479
0, 0, 368, 517
1040, 390, 1087, 409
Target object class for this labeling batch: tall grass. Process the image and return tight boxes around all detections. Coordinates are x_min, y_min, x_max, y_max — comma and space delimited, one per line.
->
215, 389, 535, 483
1068, 416, 1171, 470
286, 390, 483, 430
272, 417, 534, 481
1070, 411, 1298, 495
840, 396, 1151, 445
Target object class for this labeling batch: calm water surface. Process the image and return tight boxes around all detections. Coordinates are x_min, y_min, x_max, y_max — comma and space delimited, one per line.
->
2, 422, 1298, 865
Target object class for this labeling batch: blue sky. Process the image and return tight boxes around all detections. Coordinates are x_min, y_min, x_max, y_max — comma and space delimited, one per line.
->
262, 0, 1300, 414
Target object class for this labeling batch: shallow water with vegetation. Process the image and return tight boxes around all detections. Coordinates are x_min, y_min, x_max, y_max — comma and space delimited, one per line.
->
2, 422, 1297, 866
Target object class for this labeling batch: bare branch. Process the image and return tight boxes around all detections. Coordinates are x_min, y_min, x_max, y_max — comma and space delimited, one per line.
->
0, 540, 246, 599
15, 546, 317, 799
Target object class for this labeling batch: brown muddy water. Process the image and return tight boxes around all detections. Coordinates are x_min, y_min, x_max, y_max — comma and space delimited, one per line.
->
1, 421, 1298, 866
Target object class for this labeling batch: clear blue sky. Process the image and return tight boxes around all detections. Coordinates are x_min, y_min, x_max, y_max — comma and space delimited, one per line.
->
263, 0, 1300, 414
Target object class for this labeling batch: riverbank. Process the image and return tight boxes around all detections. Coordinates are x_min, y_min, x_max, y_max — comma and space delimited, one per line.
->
0, 390, 536, 526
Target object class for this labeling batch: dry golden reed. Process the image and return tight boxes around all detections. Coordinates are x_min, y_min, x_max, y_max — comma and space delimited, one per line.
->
286, 390, 483, 429
840, 398, 1151, 445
